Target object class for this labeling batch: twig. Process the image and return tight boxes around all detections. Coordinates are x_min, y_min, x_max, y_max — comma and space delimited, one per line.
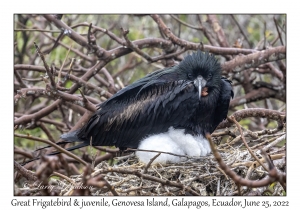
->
87, 175, 119, 196
77, 89, 97, 112
14, 133, 88, 166
197, 15, 218, 46
14, 70, 28, 88
273, 17, 284, 46
150, 14, 257, 55
58, 43, 73, 83
14, 28, 61, 33
267, 63, 284, 81
207, 15, 229, 48
263, 21, 267, 49
228, 116, 268, 171
230, 154, 284, 168
14, 113, 66, 128
41, 31, 93, 63
261, 134, 286, 153
121, 27, 153, 63
14, 100, 61, 125
14, 161, 38, 181
230, 15, 251, 47
250, 136, 278, 150
14, 87, 97, 112
43, 14, 108, 59
116, 77, 125, 89
33, 42, 56, 88
215, 166, 229, 180
127, 148, 190, 159
38, 122, 55, 142
14, 147, 34, 159
151, 47, 186, 63
170, 15, 202, 30
100, 68, 116, 93
206, 133, 284, 188
21, 77, 43, 82
143, 153, 161, 174
112, 56, 142, 78
51, 171, 76, 186
93, 167, 200, 196
15, 64, 113, 98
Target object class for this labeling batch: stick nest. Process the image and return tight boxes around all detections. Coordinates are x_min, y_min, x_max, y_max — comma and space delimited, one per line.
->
15, 142, 286, 196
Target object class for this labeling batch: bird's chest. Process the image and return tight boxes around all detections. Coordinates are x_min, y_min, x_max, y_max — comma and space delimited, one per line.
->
189, 98, 218, 134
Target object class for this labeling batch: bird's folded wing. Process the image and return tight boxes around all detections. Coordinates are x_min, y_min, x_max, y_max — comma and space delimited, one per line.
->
77, 80, 199, 149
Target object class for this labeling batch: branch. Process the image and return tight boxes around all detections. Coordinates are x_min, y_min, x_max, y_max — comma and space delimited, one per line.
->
100, 68, 116, 93
14, 100, 61, 125
43, 14, 108, 59
15, 64, 113, 98
197, 15, 218, 46
230, 15, 251, 48
33, 42, 56, 88
87, 174, 119, 196
14, 161, 38, 181
222, 46, 286, 73
92, 167, 200, 196
150, 14, 258, 55
41, 30, 94, 63
273, 17, 284, 46
15, 133, 88, 166
229, 87, 285, 108
170, 15, 203, 30
227, 116, 268, 171
207, 15, 230, 48
14, 113, 66, 128
217, 108, 285, 130
14, 87, 97, 112
121, 27, 153, 62
143, 153, 161, 174
206, 134, 285, 188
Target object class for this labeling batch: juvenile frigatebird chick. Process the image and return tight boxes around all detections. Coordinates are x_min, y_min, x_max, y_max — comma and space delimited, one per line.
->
25, 51, 233, 165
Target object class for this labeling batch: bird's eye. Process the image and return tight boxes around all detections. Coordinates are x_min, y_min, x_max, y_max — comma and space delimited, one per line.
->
188, 73, 193, 79
208, 73, 212, 79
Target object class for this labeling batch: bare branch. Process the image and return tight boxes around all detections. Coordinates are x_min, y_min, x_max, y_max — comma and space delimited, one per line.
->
217, 108, 285, 130
151, 14, 257, 55
206, 133, 285, 188
15, 133, 88, 166
227, 116, 268, 171
222, 46, 286, 73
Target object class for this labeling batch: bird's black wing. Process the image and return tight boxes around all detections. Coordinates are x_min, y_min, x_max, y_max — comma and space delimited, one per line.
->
97, 66, 178, 108
75, 79, 200, 149
212, 77, 234, 131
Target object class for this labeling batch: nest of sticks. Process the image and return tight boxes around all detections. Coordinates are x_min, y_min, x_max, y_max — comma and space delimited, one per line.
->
14, 131, 286, 196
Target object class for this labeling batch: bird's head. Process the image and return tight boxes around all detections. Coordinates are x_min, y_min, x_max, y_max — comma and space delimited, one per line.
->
178, 51, 222, 99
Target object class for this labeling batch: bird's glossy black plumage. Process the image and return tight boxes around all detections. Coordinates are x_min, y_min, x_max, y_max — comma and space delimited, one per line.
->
27, 51, 233, 162
62, 51, 233, 150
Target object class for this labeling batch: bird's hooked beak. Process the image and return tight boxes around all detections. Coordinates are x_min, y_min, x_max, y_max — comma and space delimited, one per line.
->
194, 75, 207, 100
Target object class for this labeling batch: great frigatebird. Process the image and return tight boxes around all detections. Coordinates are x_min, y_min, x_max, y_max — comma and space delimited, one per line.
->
24, 51, 233, 164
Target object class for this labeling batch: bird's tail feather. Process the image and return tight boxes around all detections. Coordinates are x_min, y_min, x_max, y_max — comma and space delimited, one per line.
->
44, 142, 89, 156
32, 130, 81, 152
60, 130, 81, 142
34, 141, 68, 151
